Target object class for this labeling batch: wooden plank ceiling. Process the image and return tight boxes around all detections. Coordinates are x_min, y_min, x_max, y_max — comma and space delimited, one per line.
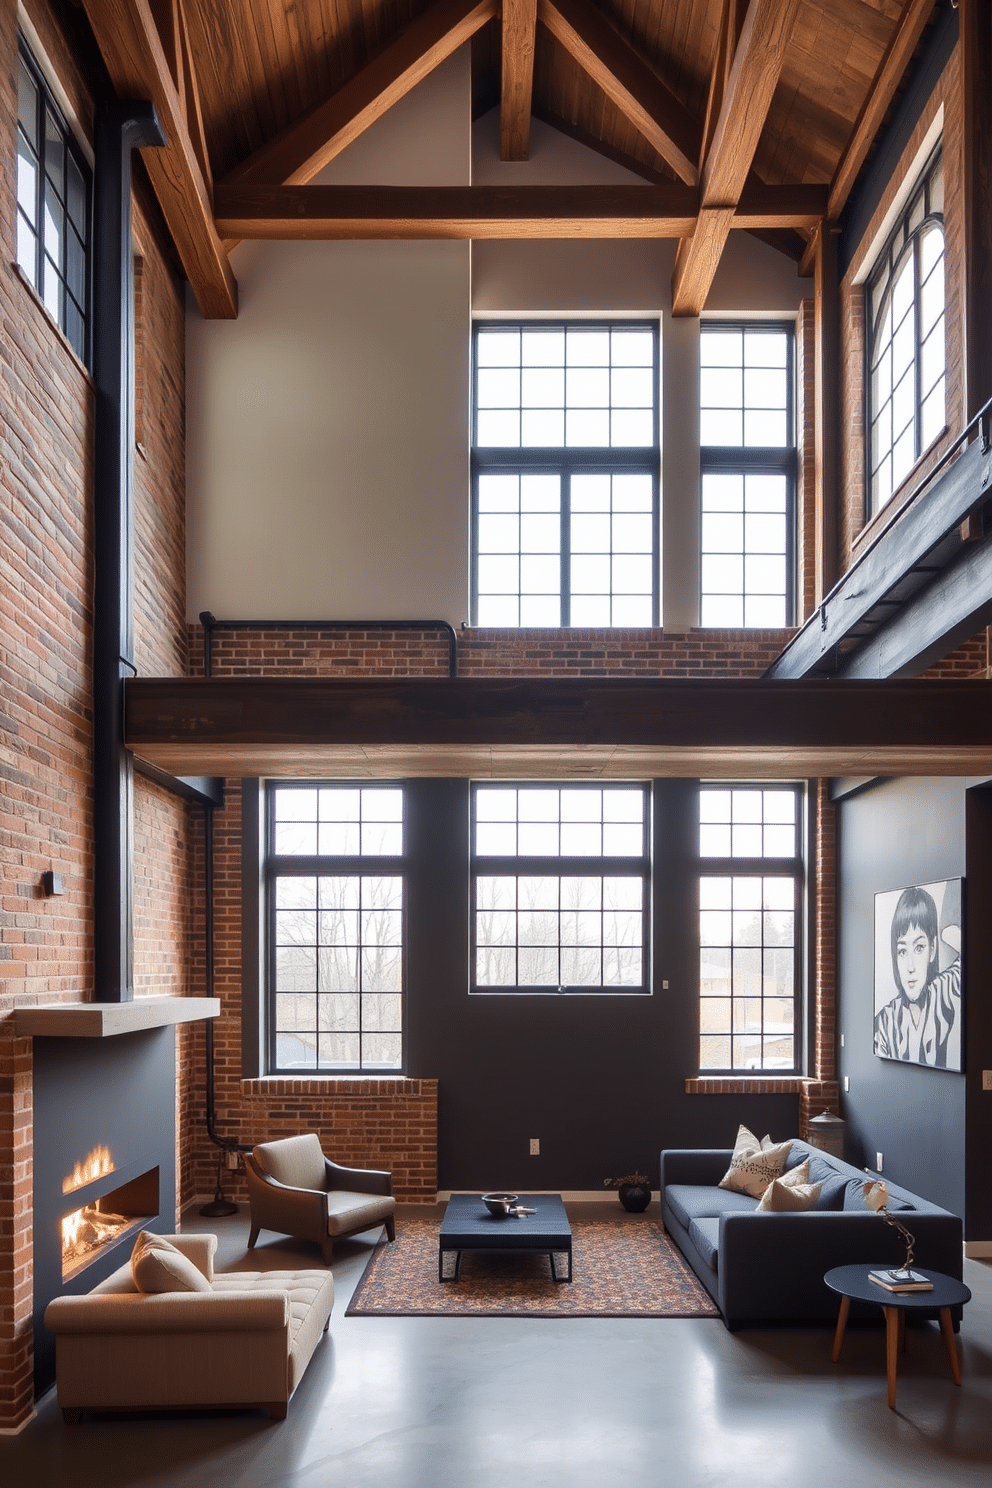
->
80, 0, 940, 316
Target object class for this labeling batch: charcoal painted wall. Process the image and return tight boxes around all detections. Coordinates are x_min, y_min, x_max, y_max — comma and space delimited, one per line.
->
837, 777, 967, 1217
403, 779, 798, 1192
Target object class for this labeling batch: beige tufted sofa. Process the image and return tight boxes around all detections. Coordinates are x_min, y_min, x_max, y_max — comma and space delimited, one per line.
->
44, 1233, 334, 1422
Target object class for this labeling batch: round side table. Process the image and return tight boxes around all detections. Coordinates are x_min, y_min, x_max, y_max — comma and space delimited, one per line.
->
824, 1264, 971, 1409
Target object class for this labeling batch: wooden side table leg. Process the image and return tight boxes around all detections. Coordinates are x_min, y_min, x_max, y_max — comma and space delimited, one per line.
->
884, 1306, 899, 1409
939, 1308, 962, 1386
831, 1294, 850, 1363
898, 1309, 907, 1354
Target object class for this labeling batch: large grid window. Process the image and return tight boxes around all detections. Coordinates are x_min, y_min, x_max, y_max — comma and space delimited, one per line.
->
473, 323, 660, 627
16, 39, 90, 363
472, 784, 650, 992
268, 786, 404, 1072
867, 147, 944, 514
699, 325, 794, 627
698, 786, 803, 1072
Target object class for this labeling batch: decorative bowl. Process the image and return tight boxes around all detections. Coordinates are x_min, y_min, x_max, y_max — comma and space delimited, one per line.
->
481, 1192, 519, 1216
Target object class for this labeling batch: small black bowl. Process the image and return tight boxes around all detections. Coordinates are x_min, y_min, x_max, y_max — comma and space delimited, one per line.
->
481, 1192, 519, 1216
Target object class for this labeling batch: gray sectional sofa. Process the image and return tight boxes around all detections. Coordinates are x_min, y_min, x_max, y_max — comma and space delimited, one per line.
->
660, 1141, 963, 1329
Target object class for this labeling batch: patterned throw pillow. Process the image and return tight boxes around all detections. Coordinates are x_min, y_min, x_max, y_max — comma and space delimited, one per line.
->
756, 1177, 823, 1212
718, 1124, 793, 1199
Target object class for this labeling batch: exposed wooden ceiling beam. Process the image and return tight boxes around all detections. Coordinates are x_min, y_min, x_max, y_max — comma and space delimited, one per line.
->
672, 0, 801, 315
123, 676, 992, 780
537, 0, 701, 187
222, 0, 498, 189
828, 0, 938, 220
80, 0, 236, 319
502, 0, 537, 160
213, 181, 826, 240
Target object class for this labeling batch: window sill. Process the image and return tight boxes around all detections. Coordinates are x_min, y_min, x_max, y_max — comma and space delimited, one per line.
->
242, 1074, 433, 1096
685, 1076, 807, 1095
10, 260, 92, 382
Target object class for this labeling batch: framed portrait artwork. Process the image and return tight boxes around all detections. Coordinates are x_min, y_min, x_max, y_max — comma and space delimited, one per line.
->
873, 878, 963, 1071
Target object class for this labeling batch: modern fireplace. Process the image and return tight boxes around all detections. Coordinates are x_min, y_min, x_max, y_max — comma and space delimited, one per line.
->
32, 1026, 178, 1391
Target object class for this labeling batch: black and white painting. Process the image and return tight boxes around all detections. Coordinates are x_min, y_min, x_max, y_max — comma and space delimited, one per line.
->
873, 878, 963, 1071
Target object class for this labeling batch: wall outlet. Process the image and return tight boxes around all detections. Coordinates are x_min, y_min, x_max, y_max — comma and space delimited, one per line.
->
840, 1033, 845, 1048
225, 1149, 239, 1170
529, 1138, 540, 1156
876, 1152, 883, 1173
983, 1070, 992, 1091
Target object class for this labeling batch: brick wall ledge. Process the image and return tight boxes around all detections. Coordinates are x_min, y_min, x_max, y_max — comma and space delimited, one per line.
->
241, 1076, 437, 1096
685, 1077, 813, 1095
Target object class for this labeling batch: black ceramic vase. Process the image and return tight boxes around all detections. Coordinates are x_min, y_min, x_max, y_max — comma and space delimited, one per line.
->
618, 1183, 651, 1213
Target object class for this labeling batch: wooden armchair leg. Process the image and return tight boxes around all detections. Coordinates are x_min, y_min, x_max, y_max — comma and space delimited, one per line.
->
384, 1216, 396, 1242
268, 1401, 288, 1421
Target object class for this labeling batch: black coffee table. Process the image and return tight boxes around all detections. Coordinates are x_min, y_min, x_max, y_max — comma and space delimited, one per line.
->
824, 1264, 972, 1409
438, 1194, 573, 1282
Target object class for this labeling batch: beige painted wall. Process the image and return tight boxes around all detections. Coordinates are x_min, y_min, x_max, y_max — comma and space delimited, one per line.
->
186, 51, 472, 624
186, 60, 811, 628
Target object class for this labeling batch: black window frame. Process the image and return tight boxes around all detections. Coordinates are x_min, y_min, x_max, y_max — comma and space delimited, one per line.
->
16, 35, 91, 364
471, 319, 661, 628
265, 781, 407, 1075
865, 144, 945, 517
469, 781, 652, 995
699, 321, 797, 629
696, 782, 806, 1075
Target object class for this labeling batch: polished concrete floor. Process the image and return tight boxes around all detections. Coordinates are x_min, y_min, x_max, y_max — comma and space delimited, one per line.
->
4, 1202, 992, 1488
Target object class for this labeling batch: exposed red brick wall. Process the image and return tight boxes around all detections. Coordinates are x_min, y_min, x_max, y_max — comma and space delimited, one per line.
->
192, 623, 794, 680
813, 779, 836, 1084
0, 3, 195, 1424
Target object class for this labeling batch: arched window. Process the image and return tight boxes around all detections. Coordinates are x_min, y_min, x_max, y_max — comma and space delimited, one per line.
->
867, 147, 944, 513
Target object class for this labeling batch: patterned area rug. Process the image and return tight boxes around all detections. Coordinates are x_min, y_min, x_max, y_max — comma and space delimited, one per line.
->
345, 1218, 719, 1318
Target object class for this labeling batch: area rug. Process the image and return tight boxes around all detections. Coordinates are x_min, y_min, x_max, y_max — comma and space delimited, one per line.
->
345, 1219, 719, 1318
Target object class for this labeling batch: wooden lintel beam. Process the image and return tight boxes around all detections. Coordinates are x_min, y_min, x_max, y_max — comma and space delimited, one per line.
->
223, 0, 498, 189
828, 0, 938, 220
81, 0, 235, 318
502, 0, 537, 160
82, 0, 234, 317
672, 0, 801, 315
537, 0, 700, 186
123, 676, 992, 778
213, 182, 825, 241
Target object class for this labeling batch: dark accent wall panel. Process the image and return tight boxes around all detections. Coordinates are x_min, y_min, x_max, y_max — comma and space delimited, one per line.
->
406, 779, 798, 1192
837, 777, 966, 1217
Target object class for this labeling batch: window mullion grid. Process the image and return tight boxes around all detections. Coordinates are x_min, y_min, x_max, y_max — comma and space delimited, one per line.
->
700, 855, 802, 1075
561, 472, 571, 627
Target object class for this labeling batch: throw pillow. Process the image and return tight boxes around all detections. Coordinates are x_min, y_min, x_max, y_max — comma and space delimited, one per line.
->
779, 1159, 810, 1188
131, 1231, 211, 1294
756, 1177, 823, 1213
718, 1124, 793, 1199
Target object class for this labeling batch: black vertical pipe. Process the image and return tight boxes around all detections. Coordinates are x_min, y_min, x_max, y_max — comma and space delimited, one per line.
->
92, 101, 164, 1002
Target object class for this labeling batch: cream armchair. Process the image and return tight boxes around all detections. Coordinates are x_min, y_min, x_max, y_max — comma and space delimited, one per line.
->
246, 1133, 396, 1265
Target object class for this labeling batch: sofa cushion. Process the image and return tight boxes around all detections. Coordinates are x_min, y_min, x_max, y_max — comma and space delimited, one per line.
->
254, 1133, 326, 1190
131, 1232, 211, 1294
842, 1177, 913, 1212
718, 1125, 793, 1198
326, 1190, 395, 1237
688, 1217, 721, 1272
665, 1184, 758, 1228
756, 1177, 822, 1212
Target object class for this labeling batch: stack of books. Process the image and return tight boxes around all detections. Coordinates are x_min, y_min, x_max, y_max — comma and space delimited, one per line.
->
869, 1269, 933, 1292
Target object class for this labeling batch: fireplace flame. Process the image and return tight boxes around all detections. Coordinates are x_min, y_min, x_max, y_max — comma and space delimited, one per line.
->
61, 1205, 131, 1272
63, 1145, 114, 1193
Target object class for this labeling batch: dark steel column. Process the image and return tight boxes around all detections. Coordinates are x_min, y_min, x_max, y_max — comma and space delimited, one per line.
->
92, 101, 165, 1002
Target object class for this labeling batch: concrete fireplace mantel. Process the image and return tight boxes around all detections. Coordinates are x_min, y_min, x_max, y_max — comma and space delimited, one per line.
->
13, 997, 220, 1038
